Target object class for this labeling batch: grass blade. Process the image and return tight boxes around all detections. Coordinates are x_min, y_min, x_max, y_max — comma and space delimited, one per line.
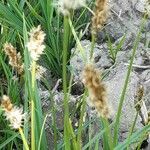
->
113, 16, 147, 146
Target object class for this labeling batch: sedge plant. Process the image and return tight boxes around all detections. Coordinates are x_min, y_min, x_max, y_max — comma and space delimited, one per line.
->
0, 0, 150, 150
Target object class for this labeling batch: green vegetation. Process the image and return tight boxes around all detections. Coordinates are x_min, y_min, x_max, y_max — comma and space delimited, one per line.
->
0, 0, 149, 150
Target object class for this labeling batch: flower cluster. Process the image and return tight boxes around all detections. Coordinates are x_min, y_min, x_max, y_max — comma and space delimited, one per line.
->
134, 85, 149, 125
58, 0, 86, 16
29, 63, 47, 80
1, 95, 26, 129
91, 0, 109, 34
3, 43, 24, 74
27, 25, 46, 61
82, 64, 112, 118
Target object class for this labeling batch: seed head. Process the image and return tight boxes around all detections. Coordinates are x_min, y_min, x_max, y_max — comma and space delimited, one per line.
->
91, 0, 109, 34
3, 43, 24, 74
134, 85, 149, 125
1, 95, 26, 129
82, 64, 112, 118
27, 25, 46, 61
58, 0, 86, 16
1, 95, 13, 111
135, 85, 144, 111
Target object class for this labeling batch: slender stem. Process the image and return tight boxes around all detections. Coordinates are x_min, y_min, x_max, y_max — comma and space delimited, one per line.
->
52, 99, 57, 150
31, 100, 35, 150
84, 5, 95, 15
31, 61, 36, 150
113, 17, 146, 146
63, 16, 69, 119
90, 33, 96, 61
31, 61, 36, 90
130, 112, 139, 135
19, 128, 29, 150
68, 18, 86, 63
77, 90, 88, 149
63, 16, 70, 150
38, 115, 48, 150
127, 111, 139, 150
88, 117, 92, 150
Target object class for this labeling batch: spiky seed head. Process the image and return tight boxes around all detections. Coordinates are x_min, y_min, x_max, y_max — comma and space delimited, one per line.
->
57, 0, 86, 16
1, 95, 26, 129
27, 25, 46, 61
82, 64, 113, 119
3, 43, 24, 74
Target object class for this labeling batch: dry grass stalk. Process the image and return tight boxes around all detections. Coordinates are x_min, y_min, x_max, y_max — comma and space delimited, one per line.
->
82, 64, 112, 118
91, 0, 109, 34
135, 85, 148, 125
3, 43, 24, 74
135, 85, 144, 111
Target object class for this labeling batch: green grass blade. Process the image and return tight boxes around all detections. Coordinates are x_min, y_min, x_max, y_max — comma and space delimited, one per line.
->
38, 115, 48, 150
63, 16, 71, 150
113, 16, 147, 146
115, 34, 126, 56
82, 123, 114, 150
114, 124, 150, 150
23, 14, 30, 150
0, 133, 19, 149
0, 3, 23, 32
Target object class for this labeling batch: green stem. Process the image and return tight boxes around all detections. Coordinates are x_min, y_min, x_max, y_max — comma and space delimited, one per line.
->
101, 118, 113, 150
31, 61, 36, 150
77, 90, 88, 149
38, 115, 48, 150
127, 111, 139, 150
113, 17, 146, 147
31, 61, 36, 90
31, 100, 35, 150
52, 101, 57, 150
63, 16, 70, 150
90, 33, 96, 61
68, 18, 86, 63
88, 117, 92, 150
19, 128, 29, 150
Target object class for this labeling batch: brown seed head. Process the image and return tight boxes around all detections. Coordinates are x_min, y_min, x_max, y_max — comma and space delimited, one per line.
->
91, 0, 109, 34
29, 25, 45, 44
1, 95, 13, 111
135, 85, 144, 111
3, 43, 24, 74
82, 64, 112, 118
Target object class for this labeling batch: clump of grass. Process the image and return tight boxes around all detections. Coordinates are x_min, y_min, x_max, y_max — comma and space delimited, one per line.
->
107, 34, 126, 63
0, 0, 150, 150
